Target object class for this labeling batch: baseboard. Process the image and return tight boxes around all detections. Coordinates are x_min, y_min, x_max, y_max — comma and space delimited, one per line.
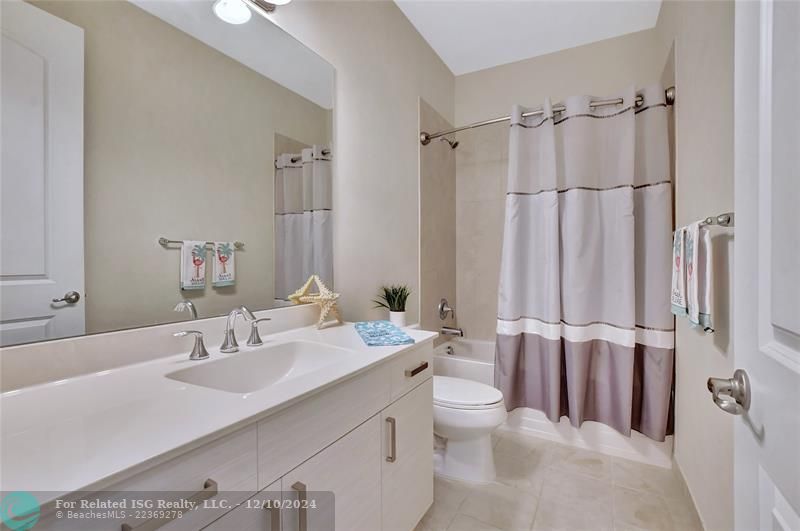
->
500, 407, 674, 469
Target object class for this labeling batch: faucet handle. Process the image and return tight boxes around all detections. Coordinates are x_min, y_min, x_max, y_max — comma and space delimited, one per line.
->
239, 305, 256, 321
174, 330, 210, 360
247, 318, 272, 347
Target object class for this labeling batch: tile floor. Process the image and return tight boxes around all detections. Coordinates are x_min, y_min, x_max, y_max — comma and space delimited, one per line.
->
417, 429, 704, 531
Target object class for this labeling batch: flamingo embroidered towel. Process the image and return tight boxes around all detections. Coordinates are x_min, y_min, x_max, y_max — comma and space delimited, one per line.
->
212, 242, 235, 287
671, 222, 714, 332
181, 241, 206, 290
670, 228, 687, 316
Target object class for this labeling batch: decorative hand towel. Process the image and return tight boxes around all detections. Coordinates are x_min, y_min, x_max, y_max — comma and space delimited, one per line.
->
181, 241, 206, 290
355, 320, 415, 347
670, 223, 715, 332
685, 222, 701, 324
670, 228, 687, 316
694, 226, 715, 332
212, 242, 235, 287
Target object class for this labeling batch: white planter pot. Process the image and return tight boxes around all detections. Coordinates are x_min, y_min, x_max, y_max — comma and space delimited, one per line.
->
389, 311, 407, 328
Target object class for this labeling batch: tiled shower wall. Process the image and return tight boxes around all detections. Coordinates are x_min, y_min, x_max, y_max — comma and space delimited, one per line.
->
419, 99, 456, 341
454, 125, 508, 340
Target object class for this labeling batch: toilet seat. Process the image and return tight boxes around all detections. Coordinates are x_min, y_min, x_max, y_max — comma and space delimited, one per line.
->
433, 376, 504, 410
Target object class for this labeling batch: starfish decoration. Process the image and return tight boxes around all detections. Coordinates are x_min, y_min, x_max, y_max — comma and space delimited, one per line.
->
289, 275, 343, 329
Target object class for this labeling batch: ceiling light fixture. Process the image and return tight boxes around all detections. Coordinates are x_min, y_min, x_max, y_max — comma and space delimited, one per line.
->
212, 0, 252, 24
213, 0, 292, 24
241, 0, 292, 19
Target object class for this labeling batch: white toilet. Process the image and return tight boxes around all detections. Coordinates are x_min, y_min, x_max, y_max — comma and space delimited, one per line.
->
433, 375, 507, 483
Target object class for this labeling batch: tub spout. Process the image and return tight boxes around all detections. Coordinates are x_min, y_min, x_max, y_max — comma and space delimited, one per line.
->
440, 326, 464, 337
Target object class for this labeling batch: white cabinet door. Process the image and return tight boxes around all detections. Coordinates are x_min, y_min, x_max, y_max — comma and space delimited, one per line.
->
203, 479, 282, 531
283, 415, 381, 531
381, 379, 433, 531
0, 0, 85, 346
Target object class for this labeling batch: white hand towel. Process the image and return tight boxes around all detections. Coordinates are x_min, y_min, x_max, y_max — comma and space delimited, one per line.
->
670, 228, 687, 317
695, 226, 715, 332
212, 242, 235, 287
685, 221, 701, 324
181, 241, 206, 290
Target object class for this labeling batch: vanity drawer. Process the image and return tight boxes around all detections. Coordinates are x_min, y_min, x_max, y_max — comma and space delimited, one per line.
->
257, 364, 391, 489
388, 342, 433, 401
35, 425, 258, 531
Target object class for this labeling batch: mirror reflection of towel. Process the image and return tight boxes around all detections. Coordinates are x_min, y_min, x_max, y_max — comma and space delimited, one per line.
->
181, 241, 206, 290
212, 242, 235, 288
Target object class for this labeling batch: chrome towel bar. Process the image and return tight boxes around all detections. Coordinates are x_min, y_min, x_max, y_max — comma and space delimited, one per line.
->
158, 237, 244, 250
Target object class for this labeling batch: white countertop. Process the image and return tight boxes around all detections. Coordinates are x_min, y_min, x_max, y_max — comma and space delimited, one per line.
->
0, 323, 436, 499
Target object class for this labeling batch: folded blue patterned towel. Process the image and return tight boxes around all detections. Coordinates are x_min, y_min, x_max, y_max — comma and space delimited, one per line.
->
355, 320, 415, 347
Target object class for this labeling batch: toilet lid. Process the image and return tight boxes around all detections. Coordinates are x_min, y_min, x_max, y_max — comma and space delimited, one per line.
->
433, 376, 504, 409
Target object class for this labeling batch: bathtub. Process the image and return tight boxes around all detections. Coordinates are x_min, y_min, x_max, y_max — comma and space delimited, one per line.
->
433, 338, 495, 386
433, 337, 674, 468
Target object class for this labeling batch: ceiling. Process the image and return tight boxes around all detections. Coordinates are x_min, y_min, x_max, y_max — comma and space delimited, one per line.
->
394, 0, 662, 76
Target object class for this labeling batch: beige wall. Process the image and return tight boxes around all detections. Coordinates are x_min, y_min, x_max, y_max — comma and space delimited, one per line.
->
32, 0, 331, 333
419, 99, 456, 341
453, 28, 666, 340
271, 2, 454, 324
655, 2, 735, 530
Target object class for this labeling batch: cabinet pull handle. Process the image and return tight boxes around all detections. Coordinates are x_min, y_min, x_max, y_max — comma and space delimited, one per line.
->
263, 501, 281, 531
120, 478, 217, 531
292, 481, 307, 531
404, 361, 428, 378
386, 417, 397, 463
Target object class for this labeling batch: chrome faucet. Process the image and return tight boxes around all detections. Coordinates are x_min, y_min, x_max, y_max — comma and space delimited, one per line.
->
220, 306, 256, 353
440, 326, 464, 337
174, 299, 198, 320
174, 330, 209, 360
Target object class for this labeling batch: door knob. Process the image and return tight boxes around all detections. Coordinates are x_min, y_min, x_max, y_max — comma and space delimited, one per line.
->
707, 369, 750, 415
52, 291, 80, 304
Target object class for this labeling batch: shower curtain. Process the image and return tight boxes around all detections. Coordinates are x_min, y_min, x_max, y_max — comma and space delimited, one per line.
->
495, 85, 674, 442
274, 145, 333, 300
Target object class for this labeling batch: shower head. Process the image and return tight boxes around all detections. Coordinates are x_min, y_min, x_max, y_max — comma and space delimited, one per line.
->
439, 136, 459, 149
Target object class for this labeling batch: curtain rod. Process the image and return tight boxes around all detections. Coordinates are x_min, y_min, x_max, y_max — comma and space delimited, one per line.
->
420, 86, 676, 146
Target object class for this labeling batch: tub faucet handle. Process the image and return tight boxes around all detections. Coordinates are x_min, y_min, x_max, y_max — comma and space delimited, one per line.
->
438, 298, 455, 320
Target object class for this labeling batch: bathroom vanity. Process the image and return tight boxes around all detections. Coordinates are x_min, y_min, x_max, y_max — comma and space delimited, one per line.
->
1, 315, 436, 531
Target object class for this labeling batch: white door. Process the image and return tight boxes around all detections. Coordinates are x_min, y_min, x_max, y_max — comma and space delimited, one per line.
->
732, 1, 800, 529
0, 0, 84, 346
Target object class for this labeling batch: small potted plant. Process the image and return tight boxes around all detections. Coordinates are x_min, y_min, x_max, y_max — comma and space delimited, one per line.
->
373, 285, 411, 327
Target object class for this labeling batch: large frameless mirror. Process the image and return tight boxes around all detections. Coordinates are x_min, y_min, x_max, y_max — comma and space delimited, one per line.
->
0, 0, 335, 346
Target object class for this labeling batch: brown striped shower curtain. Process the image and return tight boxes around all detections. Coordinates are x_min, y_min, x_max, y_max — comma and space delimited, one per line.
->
494, 85, 674, 442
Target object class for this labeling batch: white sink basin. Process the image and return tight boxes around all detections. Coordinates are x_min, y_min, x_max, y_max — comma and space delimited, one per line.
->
165, 340, 355, 393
